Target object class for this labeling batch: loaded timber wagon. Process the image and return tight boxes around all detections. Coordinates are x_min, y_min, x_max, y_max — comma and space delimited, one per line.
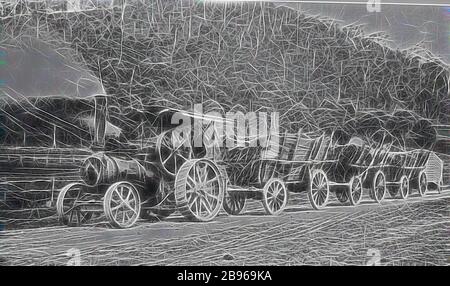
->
221, 130, 443, 215
221, 130, 337, 214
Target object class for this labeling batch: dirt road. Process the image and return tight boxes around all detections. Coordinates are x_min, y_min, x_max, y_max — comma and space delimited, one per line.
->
1, 190, 449, 266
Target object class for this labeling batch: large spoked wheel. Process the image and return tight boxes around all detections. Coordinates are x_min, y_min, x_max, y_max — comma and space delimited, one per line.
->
262, 179, 288, 215
399, 175, 410, 199
371, 170, 386, 203
175, 159, 224, 222
104, 181, 141, 228
56, 183, 93, 227
418, 170, 428, 197
348, 176, 363, 206
308, 169, 330, 210
223, 192, 246, 215
157, 129, 194, 177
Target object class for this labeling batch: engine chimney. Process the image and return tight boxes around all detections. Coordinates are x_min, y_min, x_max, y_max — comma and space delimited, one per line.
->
93, 95, 108, 147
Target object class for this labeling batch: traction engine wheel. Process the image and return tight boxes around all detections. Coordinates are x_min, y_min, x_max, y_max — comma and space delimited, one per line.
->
104, 181, 141, 228
348, 176, 363, 206
175, 159, 224, 222
262, 178, 288, 215
157, 129, 194, 177
56, 183, 93, 227
418, 170, 428, 197
308, 169, 330, 210
223, 192, 246, 215
399, 175, 410, 199
371, 170, 386, 203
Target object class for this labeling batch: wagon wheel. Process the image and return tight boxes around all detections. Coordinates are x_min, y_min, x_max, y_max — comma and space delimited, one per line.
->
220, 166, 246, 215
157, 129, 194, 177
399, 175, 410, 199
104, 181, 141, 228
56, 183, 93, 227
371, 170, 386, 203
142, 180, 176, 220
223, 191, 246, 215
175, 159, 224, 222
348, 176, 363, 206
336, 190, 348, 203
417, 170, 428, 197
262, 178, 288, 215
308, 169, 330, 210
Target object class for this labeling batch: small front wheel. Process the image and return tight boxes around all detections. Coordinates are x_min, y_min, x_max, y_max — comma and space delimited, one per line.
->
371, 170, 386, 203
417, 171, 428, 197
348, 176, 363, 206
399, 175, 410, 199
104, 181, 141, 228
308, 169, 330, 210
262, 179, 287, 215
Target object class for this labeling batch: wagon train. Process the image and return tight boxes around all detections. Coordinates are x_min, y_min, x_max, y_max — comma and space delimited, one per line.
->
54, 101, 443, 228
220, 129, 443, 216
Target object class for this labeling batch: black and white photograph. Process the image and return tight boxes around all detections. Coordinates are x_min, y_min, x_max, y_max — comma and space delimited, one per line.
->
0, 0, 449, 268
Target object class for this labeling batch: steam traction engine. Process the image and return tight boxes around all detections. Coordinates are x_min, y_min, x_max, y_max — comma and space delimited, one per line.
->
56, 96, 443, 228
56, 99, 225, 228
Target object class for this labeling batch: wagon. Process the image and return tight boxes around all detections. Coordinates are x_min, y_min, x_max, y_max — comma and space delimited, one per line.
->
218, 129, 332, 213
321, 140, 439, 205
384, 149, 443, 199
